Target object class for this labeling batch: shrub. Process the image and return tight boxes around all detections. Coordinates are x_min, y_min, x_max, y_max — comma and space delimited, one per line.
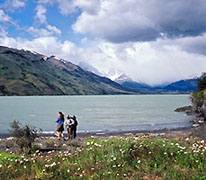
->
191, 73, 206, 112
9, 120, 39, 153
198, 73, 206, 91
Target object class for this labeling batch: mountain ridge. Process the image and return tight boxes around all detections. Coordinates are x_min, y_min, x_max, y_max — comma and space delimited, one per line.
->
0, 46, 131, 96
115, 75, 198, 94
0, 46, 199, 95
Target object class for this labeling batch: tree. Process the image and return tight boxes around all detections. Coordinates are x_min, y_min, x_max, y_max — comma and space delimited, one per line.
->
198, 73, 206, 91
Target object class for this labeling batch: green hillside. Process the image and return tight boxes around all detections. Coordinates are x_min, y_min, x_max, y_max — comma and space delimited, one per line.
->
0, 46, 130, 95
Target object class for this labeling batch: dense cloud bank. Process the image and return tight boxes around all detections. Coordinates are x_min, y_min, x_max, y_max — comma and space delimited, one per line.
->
1, 0, 206, 85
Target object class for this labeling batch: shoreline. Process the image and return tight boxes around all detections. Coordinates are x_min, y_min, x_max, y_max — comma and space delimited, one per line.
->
0, 93, 191, 97
0, 125, 195, 139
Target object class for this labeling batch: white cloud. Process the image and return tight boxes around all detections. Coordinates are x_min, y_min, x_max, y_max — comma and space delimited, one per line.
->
1, 33, 206, 85
73, 0, 206, 43
35, 4, 47, 24
37, 0, 54, 4
56, 0, 76, 15
76, 40, 206, 85
0, 27, 8, 37
74, 0, 100, 14
0, 9, 11, 23
47, 24, 61, 34
27, 25, 61, 37
174, 34, 206, 55
1, 0, 206, 85
0, 35, 78, 62
4, 0, 26, 10
55, 0, 100, 15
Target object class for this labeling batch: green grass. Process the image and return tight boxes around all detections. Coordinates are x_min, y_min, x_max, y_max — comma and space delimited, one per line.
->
0, 151, 19, 163
0, 136, 205, 179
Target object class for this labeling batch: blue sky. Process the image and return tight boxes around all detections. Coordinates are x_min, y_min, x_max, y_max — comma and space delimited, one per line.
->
0, 0, 82, 42
1, 0, 206, 85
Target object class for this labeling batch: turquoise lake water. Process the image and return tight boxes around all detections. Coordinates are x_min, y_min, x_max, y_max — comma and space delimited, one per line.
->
0, 95, 192, 134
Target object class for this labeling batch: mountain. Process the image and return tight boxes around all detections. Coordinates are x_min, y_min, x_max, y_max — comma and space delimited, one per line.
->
0, 46, 131, 96
162, 79, 198, 93
115, 75, 198, 94
115, 74, 132, 84
115, 74, 152, 93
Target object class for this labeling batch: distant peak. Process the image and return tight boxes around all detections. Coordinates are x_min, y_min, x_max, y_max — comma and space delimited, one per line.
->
115, 74, 132, 83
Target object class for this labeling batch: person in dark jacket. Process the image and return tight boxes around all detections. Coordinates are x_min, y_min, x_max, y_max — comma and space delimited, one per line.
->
55, 112, 64, 140
72, 115, 78, 139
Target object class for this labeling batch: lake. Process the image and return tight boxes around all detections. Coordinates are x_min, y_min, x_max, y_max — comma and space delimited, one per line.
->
0, 95, 192, 134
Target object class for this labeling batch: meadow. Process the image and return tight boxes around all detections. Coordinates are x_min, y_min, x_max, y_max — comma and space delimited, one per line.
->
0, 135, 206, 180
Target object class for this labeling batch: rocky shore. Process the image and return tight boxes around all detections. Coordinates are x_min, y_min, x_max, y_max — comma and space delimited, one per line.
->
175, 105, 205, 128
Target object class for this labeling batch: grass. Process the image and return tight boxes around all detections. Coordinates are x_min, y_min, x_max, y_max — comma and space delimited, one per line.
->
0, 151, 19, 163
0, 136, 205, 179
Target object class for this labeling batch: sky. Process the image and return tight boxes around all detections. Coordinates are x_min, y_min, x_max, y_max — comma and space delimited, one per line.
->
0, 0, 206, 85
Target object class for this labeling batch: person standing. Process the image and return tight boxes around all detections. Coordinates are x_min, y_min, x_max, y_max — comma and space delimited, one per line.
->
72, 115, 78, 139
65, 115, 75, 140
55, 112, 64, 140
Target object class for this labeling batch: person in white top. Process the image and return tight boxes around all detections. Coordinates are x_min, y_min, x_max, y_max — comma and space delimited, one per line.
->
64, 115, 75, 140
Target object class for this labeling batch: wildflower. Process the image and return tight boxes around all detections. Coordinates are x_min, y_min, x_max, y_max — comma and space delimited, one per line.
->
0, 164, 2, 168
50, 162, 56, 167
179, 146, 186, 150
24, 166, 26, 169
137, 160, 141, 164
94, 143, 102, 147
86, 142, 90, 146
164, 152, 167, 155
67, 169, 70, 173
45, 162, 56, 168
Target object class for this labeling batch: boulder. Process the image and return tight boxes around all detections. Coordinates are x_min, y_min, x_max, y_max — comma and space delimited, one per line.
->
174, 105, 192, 113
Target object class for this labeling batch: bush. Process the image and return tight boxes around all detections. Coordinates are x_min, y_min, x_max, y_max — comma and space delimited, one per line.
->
191, 73, 206, 113
9, 120, 39, 153
198, 73, 206, 91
